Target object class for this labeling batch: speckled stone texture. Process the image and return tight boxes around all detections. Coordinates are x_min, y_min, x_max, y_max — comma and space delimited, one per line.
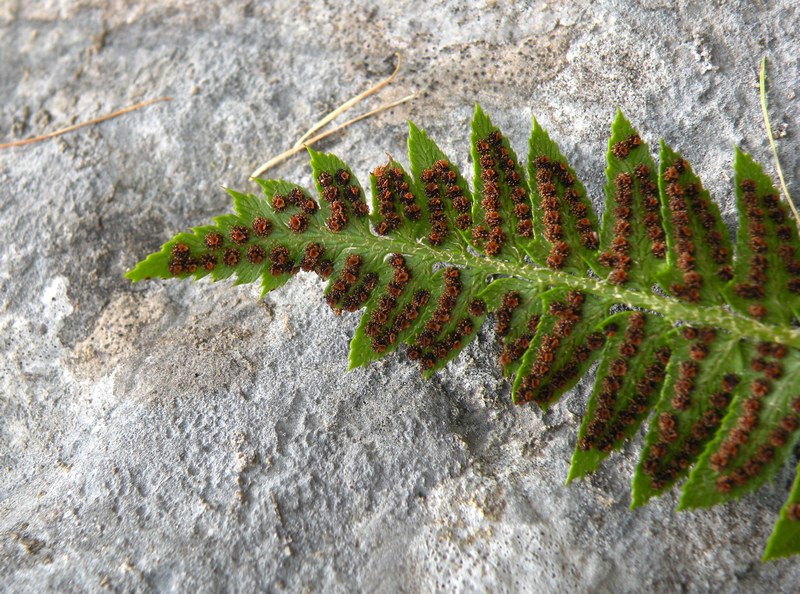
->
1, 1, 799, 591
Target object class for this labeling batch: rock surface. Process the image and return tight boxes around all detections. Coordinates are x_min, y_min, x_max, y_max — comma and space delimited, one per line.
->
1, 0, 799, 591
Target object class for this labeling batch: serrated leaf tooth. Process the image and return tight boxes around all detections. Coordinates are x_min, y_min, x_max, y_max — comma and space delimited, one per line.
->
763, 460, 800, 560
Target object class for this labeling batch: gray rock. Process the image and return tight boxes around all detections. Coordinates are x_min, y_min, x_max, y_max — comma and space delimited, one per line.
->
1, 0, 799, 591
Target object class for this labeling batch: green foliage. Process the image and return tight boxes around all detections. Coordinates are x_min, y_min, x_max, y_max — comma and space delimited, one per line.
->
127, 107, 800, 561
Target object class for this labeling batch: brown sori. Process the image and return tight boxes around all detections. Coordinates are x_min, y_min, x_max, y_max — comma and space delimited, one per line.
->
633, 164, 667, 259
229, 225, 249, 245
268, 245, 293, 276
246, 245, 266, 264
252, 217, 272, 238
494, 291, 521, 339
325, 253, 363, 314
499, 313, 540, 367
733, 179, 769, 311
474, 130, 531, 256
300, 242, 324, 273
371, 164, 420, 235
579, 313, 660, 452
317, 168, 367, 232
516, 292, 589, 405
204, 232, 224, 249
663, 161, 701, 302
223, 247, 240, 267
610, 134, 642, 160
422, 160, 471, 246
365, 254, 417, 352
643, 368, 735, 491
599, 173, 635, 285
168, 242, 198, 275
714, 406, 798, 493
412, 267, 465, 371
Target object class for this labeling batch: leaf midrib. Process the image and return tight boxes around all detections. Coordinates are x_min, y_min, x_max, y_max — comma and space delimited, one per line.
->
305, 228, 800, 349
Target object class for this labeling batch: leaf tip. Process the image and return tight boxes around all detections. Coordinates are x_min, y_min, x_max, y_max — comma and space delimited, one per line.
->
564, 467, 579, 485
224, 186, 247, 202
733, 145, 754, 168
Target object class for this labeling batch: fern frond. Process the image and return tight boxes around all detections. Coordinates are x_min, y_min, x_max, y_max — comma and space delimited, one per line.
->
127, 108, 800, 561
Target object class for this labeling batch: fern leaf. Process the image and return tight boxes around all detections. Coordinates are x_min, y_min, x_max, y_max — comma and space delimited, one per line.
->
632, 331, 742, 507
597, 110, 667, 289
126, 107, 800, 562
512, 290, 609, 407
724, 148, 800, 324
764, 460, 800, 560
568, 311, 671, 482
527, 117, 600, 274
407, 121, 473, 250
469, 105, 532, 261
657, 142, 734, 304
479, 278, 546, 379
679, 344, 800, 507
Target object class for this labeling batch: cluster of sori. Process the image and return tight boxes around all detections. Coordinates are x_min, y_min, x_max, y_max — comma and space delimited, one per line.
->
493, 291, 540, 368
531, 156, 597, 270
167, 206, 285, 276
640, 327, 735, 490
599, 172, 636, 285
324, 254, 379, 315
270, 187, 317, 233
516, 291, 604, 404
709, 342, 800, 494
371, 164, 421, 235
406, 267, 474, 371
662, 158, 731, 302
610, 134, 642, 160
471, 130, 531, 256
317, 168, 369, 232
633, 164, 667, 259
598, 155, 666, 284
671, 328, 716, 412
420, 159, 472, 246
168, 241, 204, 275
733, 178, 800, 314
299, 242, 334, 279
578, 313, 670, 452
363, 254, 430, 354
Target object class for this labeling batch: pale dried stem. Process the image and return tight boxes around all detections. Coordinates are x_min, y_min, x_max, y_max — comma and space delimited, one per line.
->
293, 54, 402, 147
0, 97, 173, 150
249, 92, 417, 180
759, 57, 800, 226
